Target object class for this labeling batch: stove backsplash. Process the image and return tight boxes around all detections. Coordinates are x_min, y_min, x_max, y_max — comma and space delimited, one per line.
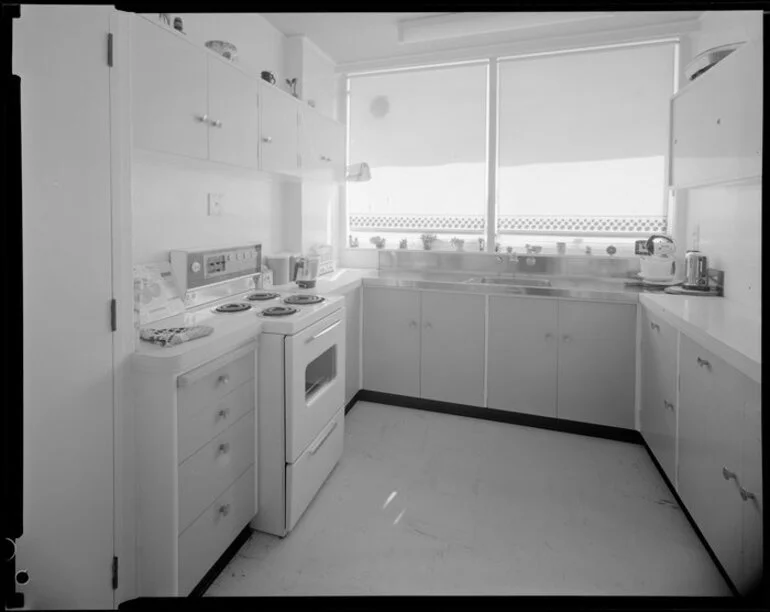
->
377, 250, 641, 279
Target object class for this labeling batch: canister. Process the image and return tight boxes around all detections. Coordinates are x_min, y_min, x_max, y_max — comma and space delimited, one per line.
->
266, 253, 291, 286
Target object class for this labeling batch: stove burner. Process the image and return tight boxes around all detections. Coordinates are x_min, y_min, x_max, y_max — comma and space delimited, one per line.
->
260, 306, 298, 317
246, 291, 280, 301
284, 294, 325, 306
214, 302, 252, 314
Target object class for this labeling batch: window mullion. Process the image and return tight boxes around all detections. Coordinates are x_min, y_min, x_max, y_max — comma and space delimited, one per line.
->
486, 57, 499, 253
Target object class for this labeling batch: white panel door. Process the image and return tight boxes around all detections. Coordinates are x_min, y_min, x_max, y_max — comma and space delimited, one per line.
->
487, 296, 558, 417
207, 57, 260, 168
15, 5, 115, 609
259, 83, 299, 176
131, 15, 208, 159
557, 301, 637, 428
678, 335, 743, 586
420, 292, 486, 407
362, 287, 420, 397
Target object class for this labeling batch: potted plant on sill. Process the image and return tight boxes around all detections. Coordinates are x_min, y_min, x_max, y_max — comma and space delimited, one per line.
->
420, 233, 437, 251
370, 236, 387, 249
450, 237, 465, 252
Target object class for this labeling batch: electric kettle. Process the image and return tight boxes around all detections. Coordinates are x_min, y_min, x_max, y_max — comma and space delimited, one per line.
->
639, 234, 677, 283
294, 255, 320, 289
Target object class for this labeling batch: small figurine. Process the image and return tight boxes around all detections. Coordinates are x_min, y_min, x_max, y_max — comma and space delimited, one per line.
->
370, 236, 386, 249
585, 246, 592, 255
420, 233, 437, 251
173, 17, 185, 33
478, 237, 485, 251
450, 237, 465, 252
506, 246, 513, 254
285, 77, 298, 98
399, 239, 408, 249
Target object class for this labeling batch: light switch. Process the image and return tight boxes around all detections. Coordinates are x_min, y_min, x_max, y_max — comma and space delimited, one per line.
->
208, 193, 224, 216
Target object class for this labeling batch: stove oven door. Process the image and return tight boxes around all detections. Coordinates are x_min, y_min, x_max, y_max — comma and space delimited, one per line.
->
284, 307, 346, 463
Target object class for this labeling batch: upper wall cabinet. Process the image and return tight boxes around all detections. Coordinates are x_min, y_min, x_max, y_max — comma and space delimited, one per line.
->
285, 35, 339, 121
259, 82, 300, 176
300, 108, 345, 182
131, 16, 209, 160
671, 39, 762, 189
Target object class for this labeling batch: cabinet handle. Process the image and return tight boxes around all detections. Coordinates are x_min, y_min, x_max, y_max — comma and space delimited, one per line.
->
545, 332, 553, 340
696, 357, 712, 371
218, 442, 230, 455
217, 407, 230, 421
423, 321, 432, 329
722, 466, 738, 482
262, 136, 272, 143
561, 334, 571, 342
195, 114, 209, 123
218, 503, 231, 517
217, 374, 230, 386
663, 400, 674, 411
210, 119, 223, 128
739, 487, 757, 502
650, 322, 660, 332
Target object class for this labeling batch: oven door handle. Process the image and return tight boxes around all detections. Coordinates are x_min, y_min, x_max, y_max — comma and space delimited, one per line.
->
304, 319, 341, 344
309, 420, 338, 455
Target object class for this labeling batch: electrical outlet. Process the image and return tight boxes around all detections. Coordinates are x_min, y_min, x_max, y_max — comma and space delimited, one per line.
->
207, 193, 224, 216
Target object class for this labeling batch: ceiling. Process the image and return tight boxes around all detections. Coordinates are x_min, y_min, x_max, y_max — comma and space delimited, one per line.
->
262, 12, 703, 68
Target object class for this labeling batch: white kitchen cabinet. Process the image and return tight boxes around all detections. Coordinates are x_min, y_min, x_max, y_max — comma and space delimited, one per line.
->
557, 301, 637, 429
259, 82, 300, 176
420, 292, 486, 407
739, 380, 762, 596
678, 335, 744, 586
640, 307, 678, 485
362, 287, 421, 397
341, 284, 362, 405
207, 57, 260, 168
487, 296, 558, 417
671, 39, 762, 189
300, 107, 345, 182
285, 34, 339, 120
131, 15, 208, 160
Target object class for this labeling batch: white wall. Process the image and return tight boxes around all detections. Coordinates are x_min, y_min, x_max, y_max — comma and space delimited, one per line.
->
132, 153, 283, 264
679, 11, 763, 313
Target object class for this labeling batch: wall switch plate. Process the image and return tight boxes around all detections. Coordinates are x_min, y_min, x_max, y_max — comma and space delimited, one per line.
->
207, 193, 224, 216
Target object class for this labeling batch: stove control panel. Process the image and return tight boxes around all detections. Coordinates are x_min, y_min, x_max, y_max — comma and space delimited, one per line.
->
171, 244, 262, 291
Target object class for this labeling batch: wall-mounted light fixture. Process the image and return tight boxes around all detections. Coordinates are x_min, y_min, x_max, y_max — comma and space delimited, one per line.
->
346, 162, 372, 182
397, 12, 615, 44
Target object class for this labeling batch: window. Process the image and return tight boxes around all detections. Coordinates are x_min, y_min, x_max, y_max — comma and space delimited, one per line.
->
346, 62, 489, 251
345, 41, 677, 254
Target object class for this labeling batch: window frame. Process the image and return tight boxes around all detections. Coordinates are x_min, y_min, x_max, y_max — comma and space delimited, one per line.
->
342, 38, 680, 254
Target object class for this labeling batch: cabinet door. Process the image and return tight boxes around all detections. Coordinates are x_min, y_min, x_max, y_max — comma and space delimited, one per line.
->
671, 40, 762, 188
557, 301, 637, 428
362, 287, 420, 397
299, 108, 325, 180
640, 308, 678, 484
678, 335, 743, 586
343, 286, 362, 405
421, 292, 485, 407
207, 58, 259, 168
487, 296, 558, 417
131, 16, 208, 159
324, 118, 346, 183
739, 379, 762, 596
259, 83, 299, 176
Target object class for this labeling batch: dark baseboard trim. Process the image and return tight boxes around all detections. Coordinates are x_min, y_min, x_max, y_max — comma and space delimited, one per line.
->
189, 524, 252, 598
357, 390, 642, 445
638, 438, 742, 599
344, 390, 363, 415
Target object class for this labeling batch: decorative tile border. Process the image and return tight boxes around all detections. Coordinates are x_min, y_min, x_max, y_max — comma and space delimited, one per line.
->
349, 214, 667, 235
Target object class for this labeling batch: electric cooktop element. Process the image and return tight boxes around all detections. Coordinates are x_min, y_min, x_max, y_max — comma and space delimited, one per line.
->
246, 291, 281, 301
213, 302, 252, 314
284, 294, 325, 306
260, 306, 299, 317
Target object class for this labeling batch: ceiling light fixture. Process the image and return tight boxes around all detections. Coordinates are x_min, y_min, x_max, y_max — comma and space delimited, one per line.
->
397, 12, 615, 44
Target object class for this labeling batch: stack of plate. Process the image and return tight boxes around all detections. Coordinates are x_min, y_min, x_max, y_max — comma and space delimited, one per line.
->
205, 40, 238, 61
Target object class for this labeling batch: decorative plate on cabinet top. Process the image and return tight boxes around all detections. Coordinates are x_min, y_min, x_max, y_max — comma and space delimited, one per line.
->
205, 40, 238, 61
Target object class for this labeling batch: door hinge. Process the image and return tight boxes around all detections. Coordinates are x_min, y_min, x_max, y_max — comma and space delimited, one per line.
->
111, 556, 118, 590
107, 32, 114, 67
110, 299, 117, 332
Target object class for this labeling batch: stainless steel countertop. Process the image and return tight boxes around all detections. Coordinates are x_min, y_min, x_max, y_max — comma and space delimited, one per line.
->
363, 270, 666, 303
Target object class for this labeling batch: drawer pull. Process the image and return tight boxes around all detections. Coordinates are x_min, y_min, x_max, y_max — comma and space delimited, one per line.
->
305, 319, 341, 344
562, 334, 572, 342
218, 442, 230, 456
740, 487, 757, 502
696, 357, 712, 370
409, 320, 417, 328
545, 332, 553, 340
195, 113, 209, 123
217, 374, 230, 386
722, 467, 738, 482
650, 322, 660, 332
262, 136, 272, 143
218, 503, 231, 517
309, 421, 338, 455
663, 400, 674, 412
217, 407, 230, 421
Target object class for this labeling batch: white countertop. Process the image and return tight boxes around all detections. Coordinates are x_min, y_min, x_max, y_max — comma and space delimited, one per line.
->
272, 268, 377, 295
640, 294, 761, 384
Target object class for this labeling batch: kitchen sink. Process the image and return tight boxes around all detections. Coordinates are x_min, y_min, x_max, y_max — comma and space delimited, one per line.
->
465, 276, 552, 287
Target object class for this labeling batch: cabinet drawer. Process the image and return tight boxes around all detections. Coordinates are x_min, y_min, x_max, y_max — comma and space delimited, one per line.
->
178, 379, 254, 463
178, 411, 255, 534
286, 408, 344, 532
178, 464, 255, 596
178, 350, 255, 421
